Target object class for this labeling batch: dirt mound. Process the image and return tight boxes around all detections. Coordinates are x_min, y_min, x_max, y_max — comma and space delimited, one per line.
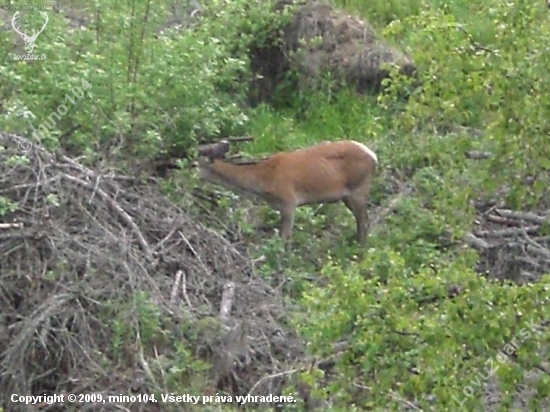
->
250, 0, 416, 104
0, 132, 303, 411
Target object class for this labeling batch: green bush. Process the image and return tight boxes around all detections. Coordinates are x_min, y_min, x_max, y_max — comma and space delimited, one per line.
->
297, 257, 550, 409
0, 0, 294, 162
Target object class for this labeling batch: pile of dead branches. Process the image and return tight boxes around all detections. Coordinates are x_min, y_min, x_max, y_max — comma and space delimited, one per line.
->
0, 132, 303, 411
466, 204, 550, 284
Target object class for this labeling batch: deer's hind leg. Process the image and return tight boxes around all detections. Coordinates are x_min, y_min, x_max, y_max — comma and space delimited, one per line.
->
343, 179, 373, 245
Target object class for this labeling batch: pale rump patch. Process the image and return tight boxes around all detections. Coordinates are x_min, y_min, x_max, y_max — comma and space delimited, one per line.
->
350, 141, 378, 164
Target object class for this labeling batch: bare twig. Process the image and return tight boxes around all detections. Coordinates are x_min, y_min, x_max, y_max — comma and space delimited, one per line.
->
524, 242, 550, 260
248, 368, 301, 395
152, 224, 180, 253
388, 389, 422, 410
179, 232, 211, 275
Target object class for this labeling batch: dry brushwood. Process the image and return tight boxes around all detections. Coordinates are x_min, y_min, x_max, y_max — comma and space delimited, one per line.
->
464, 205, 550, 283
0, 132, 304, 411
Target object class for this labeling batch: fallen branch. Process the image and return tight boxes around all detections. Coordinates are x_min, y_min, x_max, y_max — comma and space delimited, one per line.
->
220, 281, 235, 324
136, 333, 158, 389
198, 136, 253, 145
465, 150, 492, 160
226, 136, 254, 143
514, 256, 544, 270
464, 233, 491, 250
0, 223, 23, 229
393, 329, 420, 337
495, 209, 549, 225
485, 214, 520, 226
58, 154, 95, 177
525, 244, 550, 260
248, 367, 301, 395
181, 270, 192, 309
170, 270, 183, 304
474, 225, 539, 238
152, 224, 180, 253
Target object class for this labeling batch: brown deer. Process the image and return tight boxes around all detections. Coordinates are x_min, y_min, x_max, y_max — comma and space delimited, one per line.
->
198, 140, 378, 247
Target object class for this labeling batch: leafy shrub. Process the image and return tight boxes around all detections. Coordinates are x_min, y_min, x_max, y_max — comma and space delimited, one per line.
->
0, 0, 293, 163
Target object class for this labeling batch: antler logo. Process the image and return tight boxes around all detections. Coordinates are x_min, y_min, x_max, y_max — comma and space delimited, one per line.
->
11, 11, 49, 54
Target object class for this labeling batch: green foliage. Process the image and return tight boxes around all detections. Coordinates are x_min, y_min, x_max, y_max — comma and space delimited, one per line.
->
105, 291, 212, 394
0, 196, 17, 216
1, 0, 291, 162
376, 0, 550, 206
297, 259, 550, 409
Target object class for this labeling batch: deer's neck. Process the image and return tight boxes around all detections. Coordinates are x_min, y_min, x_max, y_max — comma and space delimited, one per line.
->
206, 160, 268, 197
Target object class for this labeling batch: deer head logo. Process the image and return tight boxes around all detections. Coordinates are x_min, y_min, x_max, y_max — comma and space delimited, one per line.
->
11, 11, 49, 54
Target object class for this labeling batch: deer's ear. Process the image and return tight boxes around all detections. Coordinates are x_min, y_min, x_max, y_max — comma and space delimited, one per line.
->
217, 140, 230, 157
